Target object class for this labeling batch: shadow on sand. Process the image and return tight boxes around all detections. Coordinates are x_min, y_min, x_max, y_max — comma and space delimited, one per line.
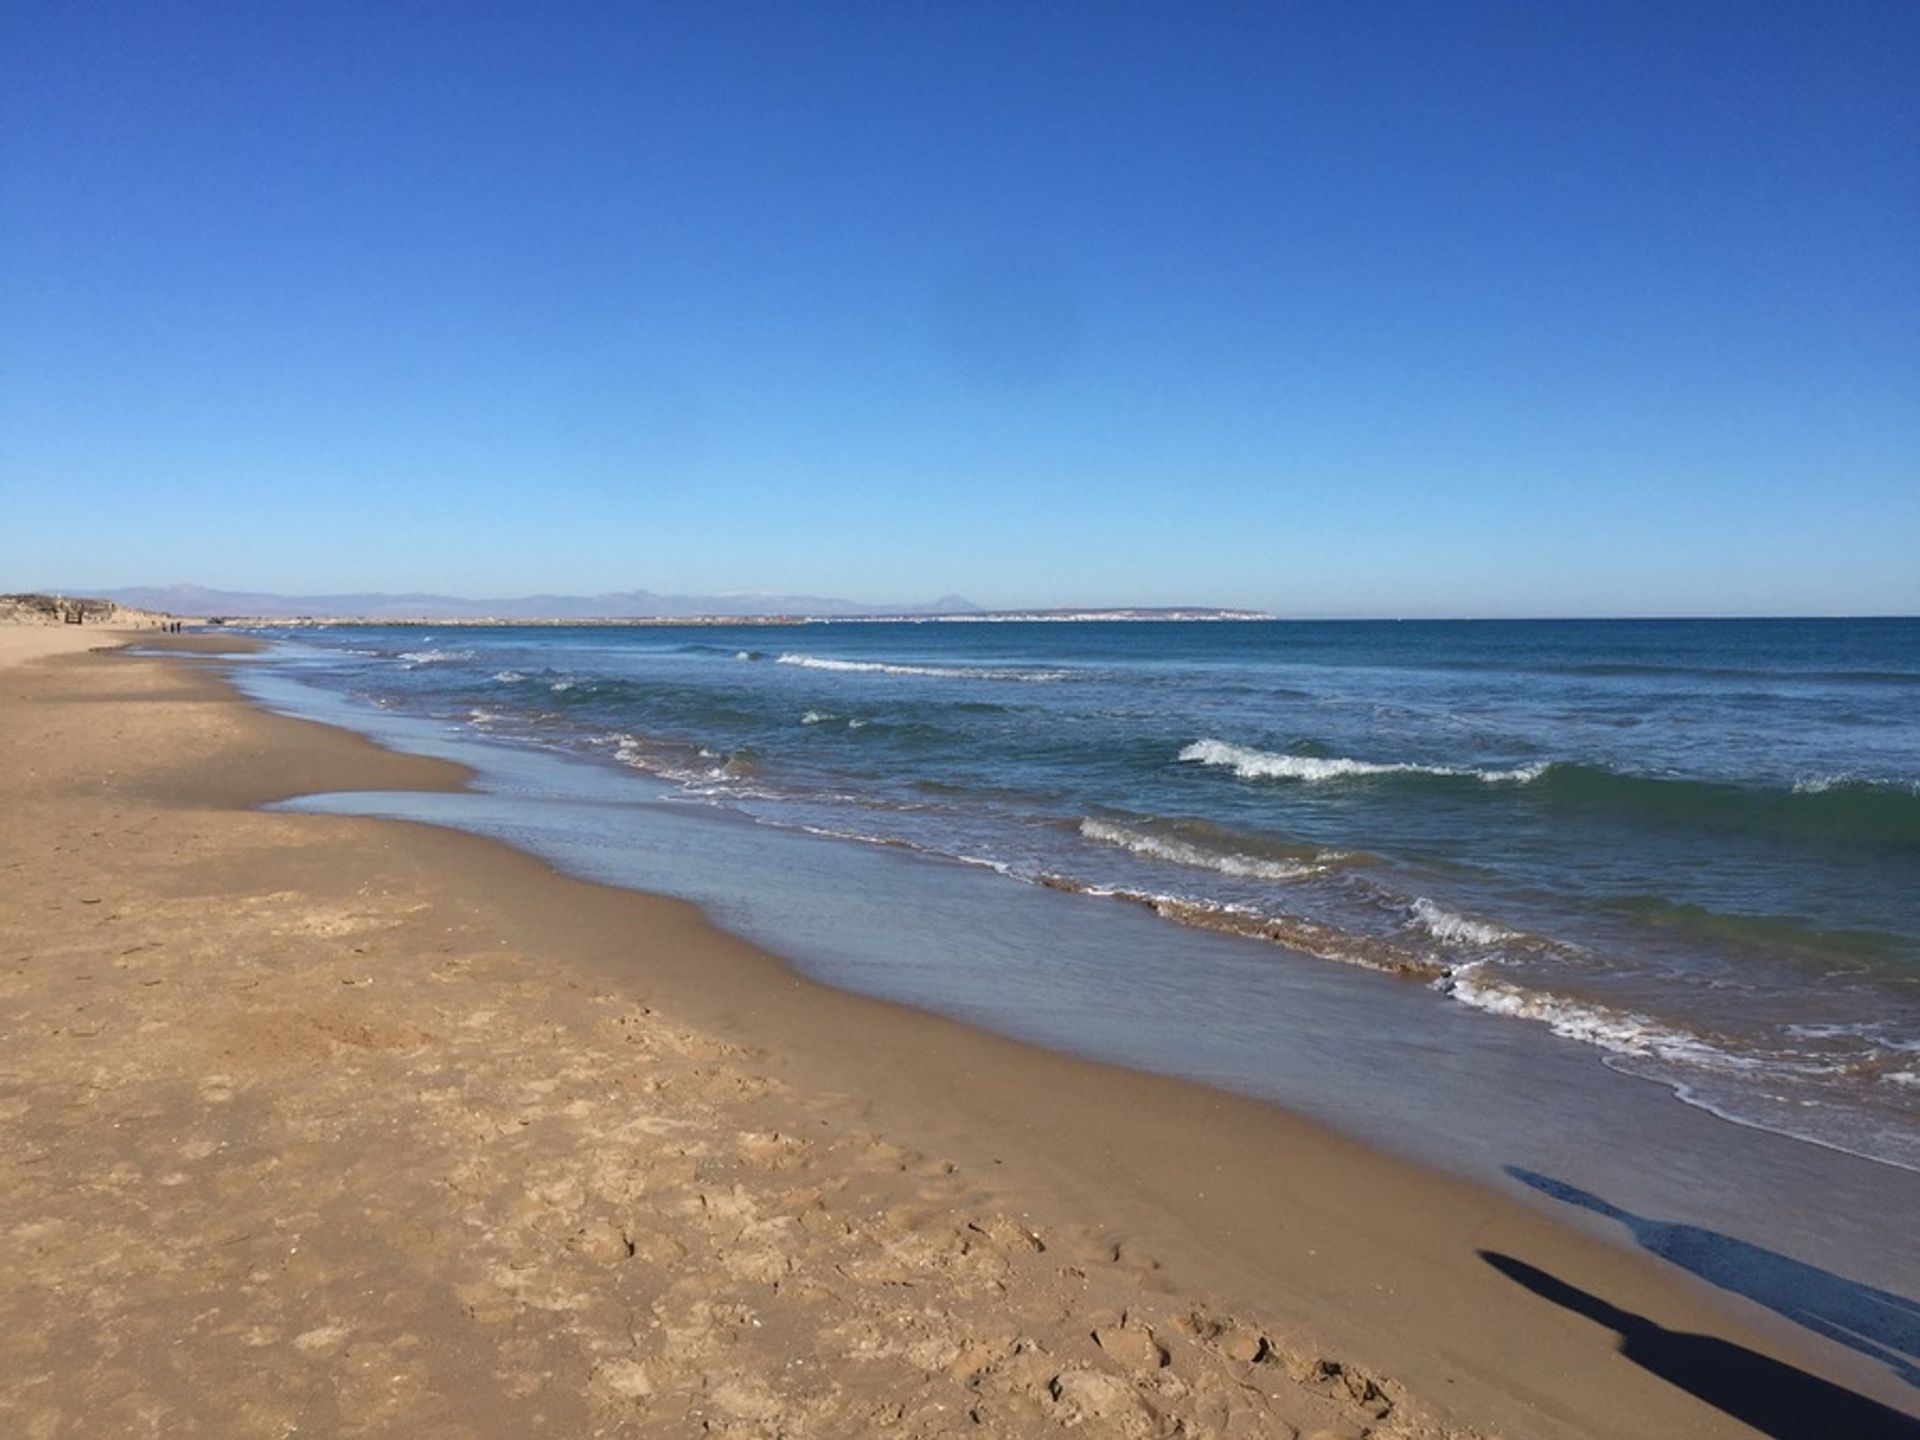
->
1506, 1164, 1919, 1392
1481, 1252, 1918, 1439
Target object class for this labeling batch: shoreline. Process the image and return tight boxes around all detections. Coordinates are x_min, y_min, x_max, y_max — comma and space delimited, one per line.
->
238, 629, 1920, 1260
4, 627, 1913, 1437
240, 615, 1920, 1183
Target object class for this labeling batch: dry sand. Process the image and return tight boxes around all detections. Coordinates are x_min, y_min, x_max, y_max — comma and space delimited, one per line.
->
0, 625, 145, 667
2, 626, 1912, 1438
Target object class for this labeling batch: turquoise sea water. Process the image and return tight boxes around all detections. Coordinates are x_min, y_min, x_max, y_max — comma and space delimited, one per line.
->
242, 617, 1920, 1170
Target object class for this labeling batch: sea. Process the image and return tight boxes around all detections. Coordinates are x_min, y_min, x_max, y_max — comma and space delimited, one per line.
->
216, 617, 1920, 1322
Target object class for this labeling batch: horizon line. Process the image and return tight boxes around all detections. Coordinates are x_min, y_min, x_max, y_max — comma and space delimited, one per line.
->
19, 586, 1918, 625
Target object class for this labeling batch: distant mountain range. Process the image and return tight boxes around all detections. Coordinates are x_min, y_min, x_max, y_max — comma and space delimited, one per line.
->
84, 584, 985, 621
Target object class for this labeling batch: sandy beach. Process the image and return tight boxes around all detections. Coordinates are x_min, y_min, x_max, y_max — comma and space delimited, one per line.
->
2, 627, 1912, 1439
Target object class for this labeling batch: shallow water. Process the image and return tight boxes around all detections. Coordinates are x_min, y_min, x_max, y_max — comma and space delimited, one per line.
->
234, 617, 1920, 1171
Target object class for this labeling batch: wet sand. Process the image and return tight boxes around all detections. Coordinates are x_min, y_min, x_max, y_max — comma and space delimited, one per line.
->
3, 627, 1913, 1438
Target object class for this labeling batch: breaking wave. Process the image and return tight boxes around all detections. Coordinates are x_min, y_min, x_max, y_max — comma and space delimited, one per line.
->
1791, 772, 1919, 797
1078, 818, 1322, 881
1178, 739, 1547, 785
1179, 741, 1920, 845
1408, 898, 1520, 947
1443, 963, 1754, 1070
777, 653, 1068, 682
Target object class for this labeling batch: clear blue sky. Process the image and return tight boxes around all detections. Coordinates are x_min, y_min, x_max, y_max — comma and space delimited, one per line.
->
3, 2, 1915, 616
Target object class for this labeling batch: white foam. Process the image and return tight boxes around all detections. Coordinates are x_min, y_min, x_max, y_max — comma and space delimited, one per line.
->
1445, 963, 1759, 1072
609, 737, 727, 787
777, 653, 1067, 682
1178, 738, 1547, 785
1785, 1021, 1888, 1042
397, 647, 474, 664
1408, 897, 1518, 946
1079, 818, 1317, 881
1791, 772, 1920, 796
491, 669, 525, 683
800, 710, 836, 725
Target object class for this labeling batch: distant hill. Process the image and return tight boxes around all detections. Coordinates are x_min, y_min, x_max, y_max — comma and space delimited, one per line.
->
85, 584, 985, 621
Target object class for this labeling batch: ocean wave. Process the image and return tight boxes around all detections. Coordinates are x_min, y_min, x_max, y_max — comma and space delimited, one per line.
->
794, 823, 922, 851
1422, 658, 1920, 685
1407, 897, 1520, 946
1078, 818, 1320, 881
673, 641, 761, 660
1178, 738, 1547, 785
1791, 772, 1919, 797
1180, 740, 1920, 844
777, 653, 1068, 682
798, 709, 872, 730
1443, 963, 1753, 1070
397, 647, 474, 665
1036, 878, 1452, 981
1047, 873, 1767, 1082
611, 734, 657, 771
610, 733, 757, 784
1533, 767, 1920, 847
1603, 895, 1907, 967
610, 733, 704, 776
491, 669, 525, 683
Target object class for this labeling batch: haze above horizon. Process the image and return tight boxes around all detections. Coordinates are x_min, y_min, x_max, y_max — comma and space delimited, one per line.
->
4, 4, 1916, 619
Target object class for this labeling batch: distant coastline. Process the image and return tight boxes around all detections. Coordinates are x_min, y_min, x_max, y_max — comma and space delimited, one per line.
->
65, 583, 1268, 626
215, 607, 1273, 627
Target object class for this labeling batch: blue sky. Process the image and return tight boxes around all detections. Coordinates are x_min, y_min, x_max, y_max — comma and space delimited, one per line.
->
3, 2, 1915, 616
